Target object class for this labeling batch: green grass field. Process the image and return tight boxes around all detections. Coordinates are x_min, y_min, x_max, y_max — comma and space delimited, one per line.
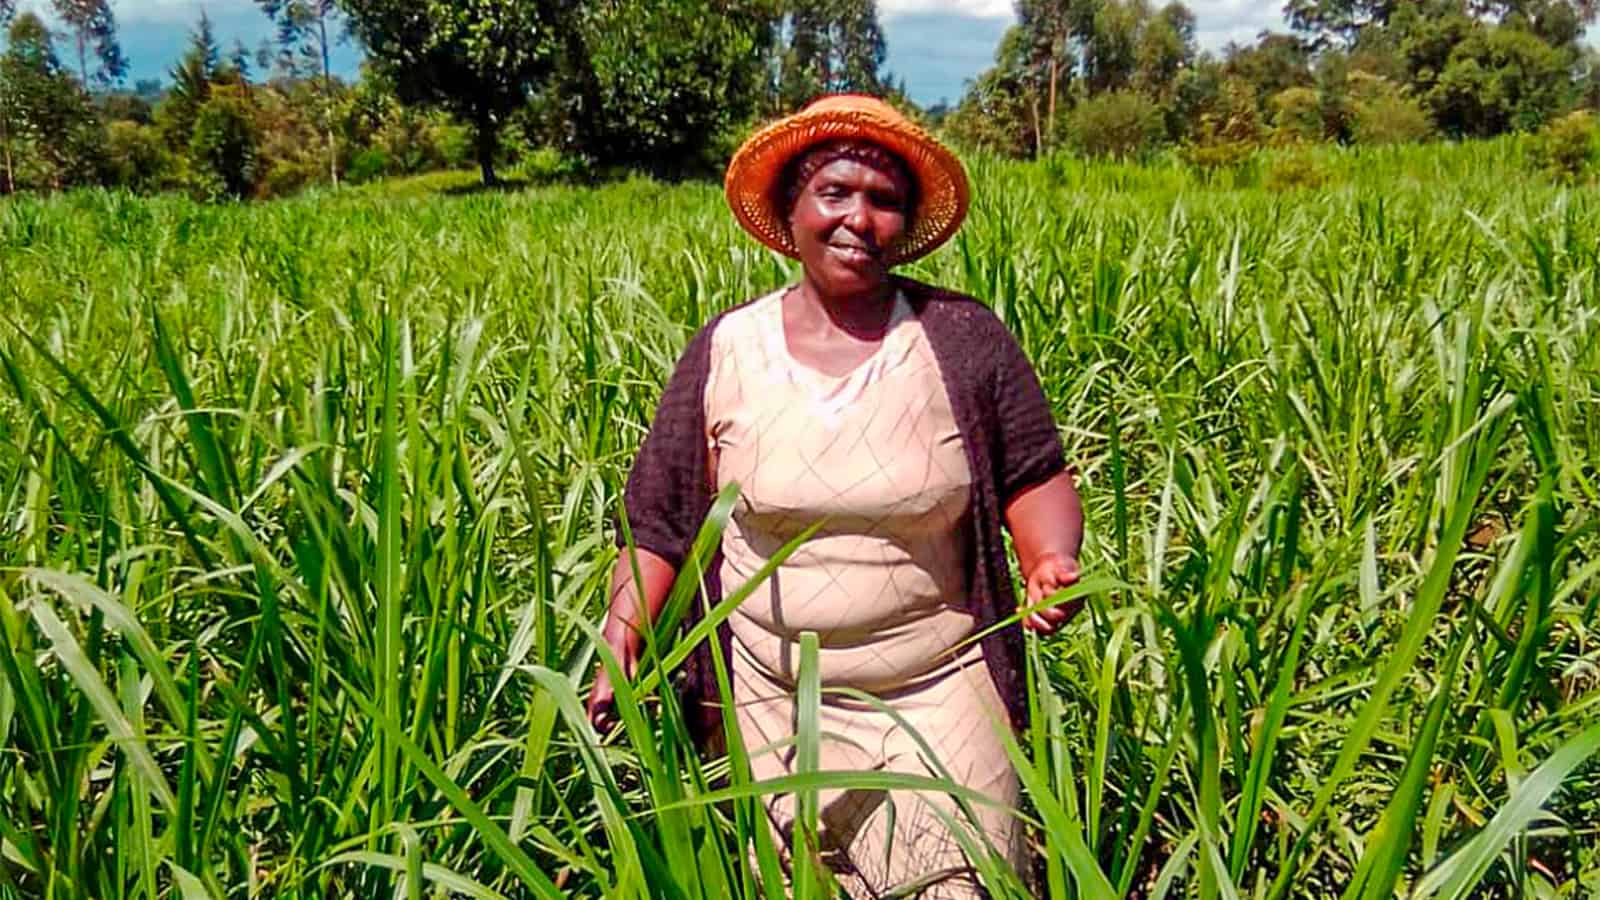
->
1, 139, 1597, 898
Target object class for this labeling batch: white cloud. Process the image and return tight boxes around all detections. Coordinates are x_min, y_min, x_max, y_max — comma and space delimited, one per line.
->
878, 0, 1288, 45
1187, 0, 1286, 48
879, 0, 1014, 21
105, 0, 237, 25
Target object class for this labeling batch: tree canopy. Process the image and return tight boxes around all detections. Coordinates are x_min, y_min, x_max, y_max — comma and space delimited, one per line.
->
337, 0, 566, 184
772, 0, 887, 111
2, 0, 1598, 198
51, 0, 127, 87
560, 0, 773, 175
1, 12, 103, 190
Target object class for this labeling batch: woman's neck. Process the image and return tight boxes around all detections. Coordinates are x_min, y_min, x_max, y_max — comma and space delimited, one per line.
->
791, 274, 897, 340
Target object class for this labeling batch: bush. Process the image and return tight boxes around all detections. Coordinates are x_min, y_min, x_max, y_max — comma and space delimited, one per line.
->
259, 157, 322, 199
432, 123, 474, 170
512, 145, 585, 183
1264, 153, 1331, 191
103, 121, 179, 193
189, 86, 260, 198
373, 108, 441, 174
344, 147, 391, 184
1344, 72, 1434, 146
1351, 93, 1435, 145
1534, 110, 1598, 182
1181, 140, 1256, 172
1063, 90, 1166, 160
253, 82, 335, 195
1179, 77, 1262, 177
1270, 87, 1324, 144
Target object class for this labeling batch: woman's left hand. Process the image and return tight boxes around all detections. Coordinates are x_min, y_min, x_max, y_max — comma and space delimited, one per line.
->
1022, 553, 1082, 634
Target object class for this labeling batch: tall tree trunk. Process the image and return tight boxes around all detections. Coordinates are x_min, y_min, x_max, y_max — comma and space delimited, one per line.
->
0, 84, 11, 194
475, 110, 498, 186
77, 31, 89, 87
319, 13, 337, 186
0, 112, 13, 195
1047, 55, 1058, 155
1030, 78, 1042, 158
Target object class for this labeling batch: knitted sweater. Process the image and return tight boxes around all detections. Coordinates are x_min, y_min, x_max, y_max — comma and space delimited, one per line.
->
618, 274, 1067, 740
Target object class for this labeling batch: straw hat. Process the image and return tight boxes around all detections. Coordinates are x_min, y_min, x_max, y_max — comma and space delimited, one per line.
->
724, 94, 970, 265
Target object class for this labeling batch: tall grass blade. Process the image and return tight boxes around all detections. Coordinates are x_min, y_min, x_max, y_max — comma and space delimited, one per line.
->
25, 600, 176, 814
1413, 722, 1600, 900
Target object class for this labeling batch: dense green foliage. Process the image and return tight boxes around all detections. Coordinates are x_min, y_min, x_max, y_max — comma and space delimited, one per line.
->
188, 86, 261, 199
0, 12, 104, 192
770, 0, 889, 112
4, 0, 1600, 198
1, 139, 1596, 898
555, 0, 773, 176
0, 0, 895, 196
254, 0, 341, 185
337, 0, 564, 185
946, 0, 1598, 159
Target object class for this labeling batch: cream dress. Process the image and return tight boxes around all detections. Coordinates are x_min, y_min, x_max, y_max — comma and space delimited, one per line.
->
705, 287, 1023, 898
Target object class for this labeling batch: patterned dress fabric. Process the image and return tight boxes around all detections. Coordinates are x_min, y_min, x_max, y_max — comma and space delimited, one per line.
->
704, 288, 1022, 897
617, 276, 1069, 747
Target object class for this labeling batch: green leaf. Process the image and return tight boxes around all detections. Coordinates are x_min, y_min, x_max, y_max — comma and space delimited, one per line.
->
1413, 722, 1600, 900
27, 599, 176, 814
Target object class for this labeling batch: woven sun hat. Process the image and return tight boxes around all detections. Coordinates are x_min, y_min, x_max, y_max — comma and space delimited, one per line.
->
724, 93, 970, 265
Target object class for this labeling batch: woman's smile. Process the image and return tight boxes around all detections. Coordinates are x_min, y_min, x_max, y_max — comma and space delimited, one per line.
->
826, 237, 879, 266
788, 157, 909, 297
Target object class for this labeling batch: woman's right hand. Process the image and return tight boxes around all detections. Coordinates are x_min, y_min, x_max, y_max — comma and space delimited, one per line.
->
586, 617, 642, 733
585, 547, 679, 734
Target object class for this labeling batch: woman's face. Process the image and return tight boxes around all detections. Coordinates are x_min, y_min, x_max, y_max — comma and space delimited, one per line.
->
787, 156, 911, 298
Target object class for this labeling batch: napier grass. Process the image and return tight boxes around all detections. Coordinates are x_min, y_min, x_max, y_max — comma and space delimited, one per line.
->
1, 139, 1598, 899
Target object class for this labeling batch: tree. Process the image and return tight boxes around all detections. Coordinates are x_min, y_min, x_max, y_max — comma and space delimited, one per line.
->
258, 0, 342, 184
944, 24, 1041, 157
1064, 88, 1164, 157
1015, 0, 1096, 152
1005, 0, 1197, 153
190, 84, 260, 197
1084, 0, 1145, 93
1424, 21, 1574, 134
1580, 46, 1600, 109
156, 12, 223, 150
561, 0, 773, 175
1475, 0, 1598, 42
338, 0, 566, 185
0, 12, 104, 190
1283, 0, 1399, 49
1135, 2, 1197, 97
771, 0, 886, 111
1223, 32, 1313, 102
51, 0, 127, 87
0, 0, 13, 189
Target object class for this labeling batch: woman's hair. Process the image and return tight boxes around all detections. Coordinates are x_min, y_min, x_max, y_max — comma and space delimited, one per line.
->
777, 139, 918, 220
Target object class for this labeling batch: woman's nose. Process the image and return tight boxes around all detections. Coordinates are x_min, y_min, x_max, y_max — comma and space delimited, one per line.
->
842, 196, 869, 232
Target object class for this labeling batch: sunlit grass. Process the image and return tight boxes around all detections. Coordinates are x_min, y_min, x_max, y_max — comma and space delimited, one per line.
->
1, 137, 1597, 898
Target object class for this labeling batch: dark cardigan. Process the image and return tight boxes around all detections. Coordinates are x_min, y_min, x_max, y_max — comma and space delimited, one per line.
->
618, 274, 1067, 741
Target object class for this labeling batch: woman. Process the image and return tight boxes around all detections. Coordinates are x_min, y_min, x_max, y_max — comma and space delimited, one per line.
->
587, 94, 1084, 897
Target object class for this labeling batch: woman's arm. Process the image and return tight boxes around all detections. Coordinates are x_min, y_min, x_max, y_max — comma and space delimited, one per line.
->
590, 319, 721, 730
587, 546, 678, 730
1003, 470, 1084, 634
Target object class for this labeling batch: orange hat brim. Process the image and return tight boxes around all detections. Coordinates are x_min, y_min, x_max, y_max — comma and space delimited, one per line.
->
724, 95, 970, 266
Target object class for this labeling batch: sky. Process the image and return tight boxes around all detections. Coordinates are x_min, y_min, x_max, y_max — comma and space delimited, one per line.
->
24, 0, 1290, 105
879, 0, 1286, 105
